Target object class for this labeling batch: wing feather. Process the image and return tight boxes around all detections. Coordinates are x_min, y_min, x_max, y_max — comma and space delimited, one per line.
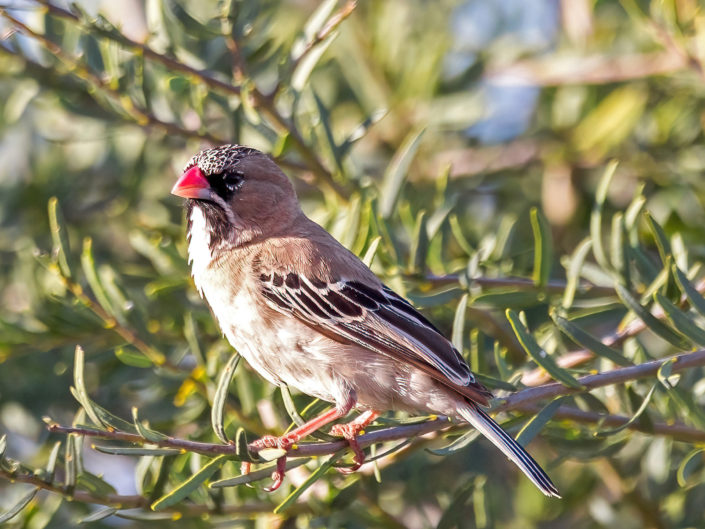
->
260, 273, 493, 405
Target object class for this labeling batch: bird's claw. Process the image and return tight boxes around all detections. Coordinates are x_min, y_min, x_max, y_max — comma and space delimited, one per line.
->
244, 434, 298, 491
330, 422, 367, 473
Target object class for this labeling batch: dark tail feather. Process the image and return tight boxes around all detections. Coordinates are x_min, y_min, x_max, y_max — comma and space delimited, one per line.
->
458, 403, 560, 498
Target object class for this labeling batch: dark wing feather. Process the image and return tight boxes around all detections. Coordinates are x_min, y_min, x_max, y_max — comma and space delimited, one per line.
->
260, 273, 493, 405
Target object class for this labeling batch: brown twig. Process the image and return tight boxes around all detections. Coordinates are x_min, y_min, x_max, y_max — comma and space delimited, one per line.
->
0, 465, 304, 516
40, 348, 705, 459
521, 279, 705, 386
0, 8, 226, 145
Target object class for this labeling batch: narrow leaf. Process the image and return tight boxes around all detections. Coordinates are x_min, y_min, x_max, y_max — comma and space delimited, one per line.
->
211, 352, 240, 443
0, 488, 38, 523
408, 210, 428, 273
427, 428, 480, 456
380, 128, 425, 218
644, 211, 672, 264
361, 236, 382, 267
65, 435, 77, 492
655, 293, 705, 347
449, 214, 474, 255
80, 507, 118, 524
274, 454, 342, 513
677, 448, 705, 487
93, 446, 182, 457
46, 441, 62, 481
596, 384, 657, 436
280, 384, 305, 427
132, 408, 168, 442
672, 265, 705, 319
48, 197, 71, 277
81, 237, 117, 319
562, 238, 592, 309
73, 346, 106, 428
151, 455, 229, 510
590, 161, 618, 270
506, 310, 583, 389
451, 294, 469, 352
615, 284, 689, 349
210, 459, 309, 488
115, 347, 152, 368
516, 397, 566, 446
530, 208, 553, 288
551, 311, 632, 366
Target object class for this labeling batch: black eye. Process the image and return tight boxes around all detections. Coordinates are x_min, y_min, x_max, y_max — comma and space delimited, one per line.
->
223, 170, 244, 193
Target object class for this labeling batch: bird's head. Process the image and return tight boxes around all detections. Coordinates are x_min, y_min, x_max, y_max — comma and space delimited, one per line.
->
172, 144, 301, 247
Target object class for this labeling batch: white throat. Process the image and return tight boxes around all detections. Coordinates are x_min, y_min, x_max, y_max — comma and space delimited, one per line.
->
188, 206, 215, 297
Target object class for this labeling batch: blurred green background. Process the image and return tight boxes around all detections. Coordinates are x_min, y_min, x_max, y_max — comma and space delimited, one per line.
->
2, 0, 705, 527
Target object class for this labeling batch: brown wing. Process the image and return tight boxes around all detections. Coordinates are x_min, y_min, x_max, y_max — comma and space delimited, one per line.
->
258, 270, 493, 406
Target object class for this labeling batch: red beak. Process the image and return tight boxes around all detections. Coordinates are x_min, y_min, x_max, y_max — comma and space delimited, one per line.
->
171, 166, 211, 200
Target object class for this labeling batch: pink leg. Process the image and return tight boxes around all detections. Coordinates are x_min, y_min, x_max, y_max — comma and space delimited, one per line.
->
329, 410, 380, 473
245, 396, 356, 491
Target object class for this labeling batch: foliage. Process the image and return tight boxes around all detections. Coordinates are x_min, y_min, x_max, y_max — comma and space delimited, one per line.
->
1, 0, 705, 527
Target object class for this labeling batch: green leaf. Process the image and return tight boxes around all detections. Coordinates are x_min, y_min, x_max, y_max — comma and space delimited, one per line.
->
516, 397, 566, 446
672, 265, 705, 319
65, 434, 77, 492
506, 310, 583, 389
427, 428, 480, 456
151, 454, 229, 511
280, 384, 305, 427
115, 347, 152, 368
233, 427, 254, 462
92, 446, 183, 457
657, 359, 705, 430
68, 388, 136, 433
46, 441, 62, 481
0, 488, 38, 524
81, 237, 118, 320
449, 214, 474, 256
654, 293, 705, 347
644, 211, 672, 265
614, 284, 689, 349
48, 197, 71, 277
274, 454, 342, 513
551, 311, 632, 366
77, 472, 117, 496
361, 236, 382, 267
596, 384, 657, 437
72, 345, 107, 429
211, 352, 240, 443
132, 408, 168, 443
380, 128, 425, 218
590, 161, 618, 271
408, 210, 428, 273
562, 238, 592, 309
451, 293, 469, 352
530, 208, 553, 288
610, 213, 629, 285
79, 507, 118, 524
471, 290, 542, 309
677, 448, 705, 487
210, 459, 309, 488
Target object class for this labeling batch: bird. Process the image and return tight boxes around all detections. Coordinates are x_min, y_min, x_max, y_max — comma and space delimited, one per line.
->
171, 144, 560, 497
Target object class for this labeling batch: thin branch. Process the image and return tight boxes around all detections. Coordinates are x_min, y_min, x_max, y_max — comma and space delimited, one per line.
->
0, 8, 225, 144
37, 0, 242, 96
502, 348, 705, 411
522, 279, 705, 386
40, 348, 705, 462
0, 465, 305, 516
422, 273, 615, 296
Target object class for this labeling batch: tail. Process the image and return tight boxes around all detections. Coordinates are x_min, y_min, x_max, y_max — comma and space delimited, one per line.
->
458, 403, 560, 498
